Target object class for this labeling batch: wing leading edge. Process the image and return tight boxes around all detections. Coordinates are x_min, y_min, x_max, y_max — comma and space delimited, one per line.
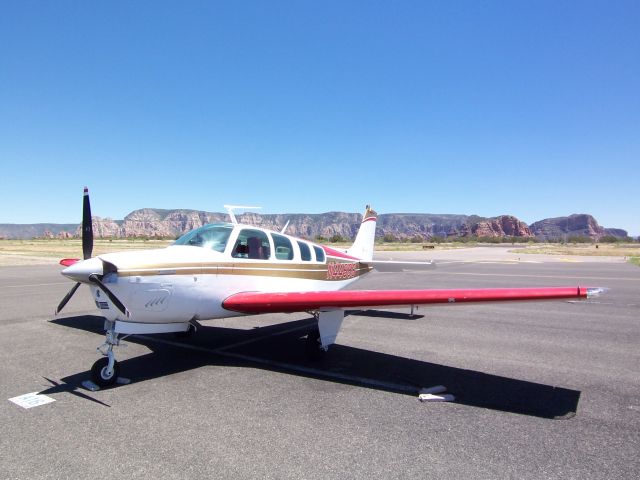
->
223, 286, 603, 314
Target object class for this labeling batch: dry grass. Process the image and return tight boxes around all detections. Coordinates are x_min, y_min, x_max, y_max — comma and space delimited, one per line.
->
0, 239, 173, 266
1, 239, 459, 265
2, 238, 638, 266
510, 243, 640, 257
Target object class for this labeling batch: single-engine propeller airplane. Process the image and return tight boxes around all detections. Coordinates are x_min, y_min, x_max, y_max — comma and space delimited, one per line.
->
56, 188, 604, 387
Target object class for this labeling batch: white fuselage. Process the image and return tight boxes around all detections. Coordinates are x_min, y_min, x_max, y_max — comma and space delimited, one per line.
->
64, 222, 371, 328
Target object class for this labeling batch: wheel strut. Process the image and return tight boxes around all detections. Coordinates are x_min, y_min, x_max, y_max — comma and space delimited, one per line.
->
91, 322, 122, 387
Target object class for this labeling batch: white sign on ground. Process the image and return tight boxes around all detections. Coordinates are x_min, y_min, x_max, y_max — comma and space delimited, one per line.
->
9, 392, 56, 409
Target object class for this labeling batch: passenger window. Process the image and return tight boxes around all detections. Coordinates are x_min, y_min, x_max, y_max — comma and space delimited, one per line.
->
313, 245, 325, 263
297, 241, 311, 261
232, 229, 271, 260
272, 233, 294, 260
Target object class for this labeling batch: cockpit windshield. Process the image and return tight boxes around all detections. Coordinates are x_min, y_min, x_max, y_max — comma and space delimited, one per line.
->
173, 223, 233, 253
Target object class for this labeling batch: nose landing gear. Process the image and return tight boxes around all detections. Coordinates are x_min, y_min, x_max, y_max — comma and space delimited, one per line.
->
90, 322, 122, 387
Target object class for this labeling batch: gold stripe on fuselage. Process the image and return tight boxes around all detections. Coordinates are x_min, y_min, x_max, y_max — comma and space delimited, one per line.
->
115, 260, 372, 281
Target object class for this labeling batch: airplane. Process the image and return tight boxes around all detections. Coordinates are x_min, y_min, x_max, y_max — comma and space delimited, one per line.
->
55, 188, 604, 387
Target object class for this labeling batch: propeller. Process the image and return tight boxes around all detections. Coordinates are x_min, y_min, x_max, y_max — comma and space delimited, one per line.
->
55, 282, 81, 315
82, 186, 93, 260
89, 274, 129, 317
56, 187, 92, 315
55, 187, 128, 317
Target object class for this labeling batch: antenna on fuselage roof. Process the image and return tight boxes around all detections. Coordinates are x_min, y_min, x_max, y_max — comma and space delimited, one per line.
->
224, 205, 262, 224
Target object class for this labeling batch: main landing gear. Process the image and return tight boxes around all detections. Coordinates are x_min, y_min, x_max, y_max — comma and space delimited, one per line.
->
305, 327, 326, 361
173, 321, 198, 339
305, 310, 345, 361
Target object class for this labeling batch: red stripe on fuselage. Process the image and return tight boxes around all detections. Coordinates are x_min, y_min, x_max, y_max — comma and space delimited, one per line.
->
322, 246, 360, 261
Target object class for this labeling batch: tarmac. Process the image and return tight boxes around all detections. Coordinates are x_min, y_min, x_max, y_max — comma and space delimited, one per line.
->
1, 248, 639, 479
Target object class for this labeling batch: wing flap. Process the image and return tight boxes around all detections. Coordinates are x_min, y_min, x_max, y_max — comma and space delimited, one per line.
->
223, 286, 595, 314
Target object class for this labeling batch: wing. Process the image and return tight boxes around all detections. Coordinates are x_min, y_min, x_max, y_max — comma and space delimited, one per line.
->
223, 287, 604, 314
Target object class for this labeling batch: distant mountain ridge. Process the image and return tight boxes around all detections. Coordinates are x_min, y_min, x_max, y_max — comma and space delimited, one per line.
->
0, 209, 629, 241
0, 223, 80, 239
528, 214, 627, 241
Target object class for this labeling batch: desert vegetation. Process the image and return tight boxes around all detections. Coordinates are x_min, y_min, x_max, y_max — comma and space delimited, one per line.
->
1, 237, 638, 267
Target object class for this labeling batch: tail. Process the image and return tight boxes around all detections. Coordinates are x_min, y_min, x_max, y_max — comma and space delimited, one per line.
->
347, 205, 377, 261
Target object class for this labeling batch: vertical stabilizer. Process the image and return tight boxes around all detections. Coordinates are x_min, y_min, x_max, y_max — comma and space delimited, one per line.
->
347, 206, 377, 261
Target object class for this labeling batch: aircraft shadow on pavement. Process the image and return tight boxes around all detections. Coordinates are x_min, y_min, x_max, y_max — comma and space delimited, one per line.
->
49, 314, 580, 420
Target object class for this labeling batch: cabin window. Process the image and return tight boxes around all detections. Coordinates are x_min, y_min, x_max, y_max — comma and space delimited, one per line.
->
232, 229, 271, 260
313, 245, 325, 263
297, 241, 311, 261
173, 223, 233, 253
272, 233, 294, 260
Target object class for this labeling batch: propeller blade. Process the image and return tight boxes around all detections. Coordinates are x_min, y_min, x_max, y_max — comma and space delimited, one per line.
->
82, 187, 93, 260
88, 274, 129, 317
55, 282, 81, 315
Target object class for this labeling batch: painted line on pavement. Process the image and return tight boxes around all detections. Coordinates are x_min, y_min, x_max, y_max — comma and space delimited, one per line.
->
136, 329, 417, 395
437, 271, 640, 282
2, 282, 70, 289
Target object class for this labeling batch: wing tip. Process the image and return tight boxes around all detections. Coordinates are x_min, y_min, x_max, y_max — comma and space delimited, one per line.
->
585, 287, 608, 298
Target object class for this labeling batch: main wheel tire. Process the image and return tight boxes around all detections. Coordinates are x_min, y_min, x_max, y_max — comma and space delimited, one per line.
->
305, 328, 325, 361
90, 357, 120, 387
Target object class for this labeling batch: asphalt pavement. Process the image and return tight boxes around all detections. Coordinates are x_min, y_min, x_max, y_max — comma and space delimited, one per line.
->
1, 251, 638, 479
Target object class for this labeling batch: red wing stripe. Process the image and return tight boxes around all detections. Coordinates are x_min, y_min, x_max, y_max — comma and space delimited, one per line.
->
223, 287, 589, 314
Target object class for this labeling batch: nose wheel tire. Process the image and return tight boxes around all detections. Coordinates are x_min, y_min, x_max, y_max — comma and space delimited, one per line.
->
91, 357, 120, 387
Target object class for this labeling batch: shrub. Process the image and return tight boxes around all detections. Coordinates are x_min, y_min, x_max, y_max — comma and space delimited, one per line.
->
599, 235, 619, 243
329, 234, 347, 243
382, 233, 397, 243
567, 235, 592, 243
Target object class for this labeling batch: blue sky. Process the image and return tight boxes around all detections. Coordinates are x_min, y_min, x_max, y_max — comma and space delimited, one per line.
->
1, 1, 638, 234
